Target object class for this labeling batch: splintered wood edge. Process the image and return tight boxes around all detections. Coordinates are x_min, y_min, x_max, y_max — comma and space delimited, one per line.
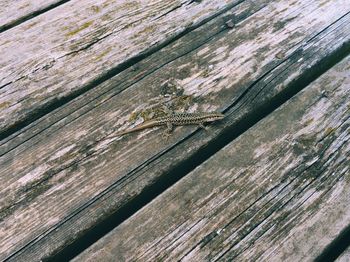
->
1, 0, 350, 261
73, 54, 350, 262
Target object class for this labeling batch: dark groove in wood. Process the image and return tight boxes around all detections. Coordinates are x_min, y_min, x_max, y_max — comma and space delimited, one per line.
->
1, 0, 267, 157
0, 0, 244, 141
155, 2, 185, 20
218, 159, 349, 261
45, 30, 350, 262
315, 221, 350, 261
0, 21, 225, 156
0, 0, 71, 33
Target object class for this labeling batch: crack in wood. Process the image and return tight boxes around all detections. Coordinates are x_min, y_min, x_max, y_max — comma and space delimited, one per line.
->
0, 0, 248, 140
0, 0, 71, 33
2, 1, 350, 261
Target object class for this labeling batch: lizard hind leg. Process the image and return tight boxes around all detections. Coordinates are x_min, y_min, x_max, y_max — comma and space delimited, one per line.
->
162, 122, 173, 140
166, 122, 173, 133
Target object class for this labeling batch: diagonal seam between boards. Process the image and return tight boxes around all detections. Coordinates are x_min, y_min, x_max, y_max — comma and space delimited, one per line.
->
0, 0, 72, 34
0, 1, 330, 156
0, 0, 268, 160
225, 9, 350, 116
316, 223, 350, 262
0, 0, 245, 141
4, 1, 350, 260
9, 13, 350, 262
214, 152, 350, 261
0, 18, 228, 156
2, 3, 277, 258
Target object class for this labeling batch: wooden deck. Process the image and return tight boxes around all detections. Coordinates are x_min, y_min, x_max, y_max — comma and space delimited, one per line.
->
0, 0, 349, 261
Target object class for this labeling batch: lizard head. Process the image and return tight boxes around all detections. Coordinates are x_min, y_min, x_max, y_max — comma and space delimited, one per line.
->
205, 112, 225, 122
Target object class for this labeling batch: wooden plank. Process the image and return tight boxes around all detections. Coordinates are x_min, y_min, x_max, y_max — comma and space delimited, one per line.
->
73, 53, 350, 262
0, 0, 67, 32
1, 0, 350, 260
0, 0, 237, 137
337, 247, 350, 262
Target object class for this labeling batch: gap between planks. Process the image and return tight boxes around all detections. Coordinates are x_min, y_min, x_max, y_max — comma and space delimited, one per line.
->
2, 1, 350, 261
0, 0, 71, 33
45, 11, 350, 262
0, 0, 243, 139
73, 52, 350, 262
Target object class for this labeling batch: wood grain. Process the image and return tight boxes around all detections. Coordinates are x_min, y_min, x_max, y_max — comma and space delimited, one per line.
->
0, 0, 237, 136
73, 53, 350, 262
0, 0, 66, 32
336, 247, 350, 262
1, 0, 350, 260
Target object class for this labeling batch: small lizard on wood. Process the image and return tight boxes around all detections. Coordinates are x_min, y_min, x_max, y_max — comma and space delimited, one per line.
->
105, 111, 225, 139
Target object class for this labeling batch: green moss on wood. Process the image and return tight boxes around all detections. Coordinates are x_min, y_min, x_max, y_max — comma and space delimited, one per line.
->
65, 21, 94, 37
0, 102, 11, 110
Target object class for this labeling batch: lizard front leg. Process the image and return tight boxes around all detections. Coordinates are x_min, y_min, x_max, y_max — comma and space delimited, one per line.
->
199, 122, 209, 131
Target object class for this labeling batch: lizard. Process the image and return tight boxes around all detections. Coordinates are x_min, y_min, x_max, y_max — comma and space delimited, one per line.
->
104, 111, 225, 139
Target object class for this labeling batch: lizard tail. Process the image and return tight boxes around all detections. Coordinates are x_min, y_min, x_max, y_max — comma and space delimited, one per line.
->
104, 120, 158, 140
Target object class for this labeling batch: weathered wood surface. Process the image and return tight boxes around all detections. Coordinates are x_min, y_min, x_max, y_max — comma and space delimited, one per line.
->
1, 0, 350, 260
74, 53, 350, 262
0, 0, 67, 32
337, 247, 350, 262
0, 0, 237, 137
